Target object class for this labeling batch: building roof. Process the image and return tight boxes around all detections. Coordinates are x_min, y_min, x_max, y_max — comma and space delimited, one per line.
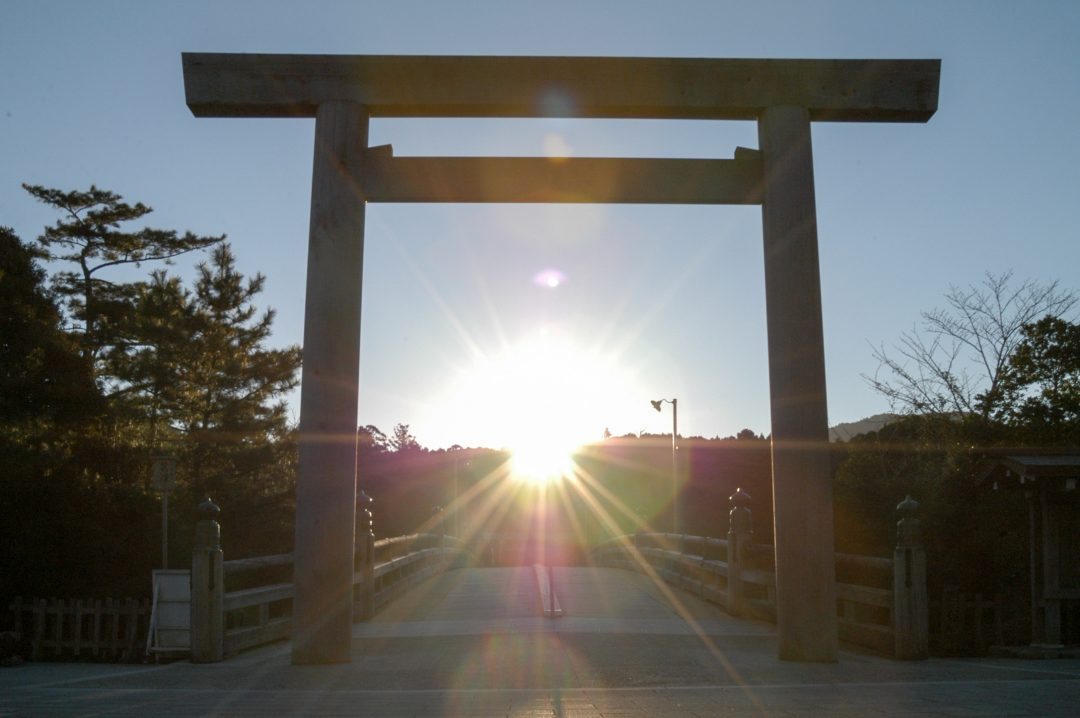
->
977, 453, 1080, 489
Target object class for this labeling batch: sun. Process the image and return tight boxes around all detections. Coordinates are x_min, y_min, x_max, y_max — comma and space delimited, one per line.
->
432, 329, 643, 485
510, 436, 574, 486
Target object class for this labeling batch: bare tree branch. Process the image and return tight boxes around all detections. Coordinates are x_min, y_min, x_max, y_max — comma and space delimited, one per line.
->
864, 272, 1076, 418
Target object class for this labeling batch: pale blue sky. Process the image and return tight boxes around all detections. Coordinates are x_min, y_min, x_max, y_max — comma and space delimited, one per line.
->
2, 1, 1078, 448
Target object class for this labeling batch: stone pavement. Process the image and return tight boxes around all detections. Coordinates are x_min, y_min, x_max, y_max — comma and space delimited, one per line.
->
2, 567, 1079, 716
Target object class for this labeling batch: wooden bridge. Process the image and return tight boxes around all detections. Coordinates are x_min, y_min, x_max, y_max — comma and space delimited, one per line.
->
162, 491, 927, 664
9, 495, 1080, 717
7, 533, 1080, 716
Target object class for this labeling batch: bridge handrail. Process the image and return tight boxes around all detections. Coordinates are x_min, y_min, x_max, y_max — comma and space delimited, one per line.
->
593, 532, 897, 651
221, 538, 465, 656
223, 553, 293, 577
223, 582, 294, 613
218, 546, 467, 611
590, 493, 927, 660
219, 534, 471, 578
189, 503, 469, 662
372, 546, 457, 579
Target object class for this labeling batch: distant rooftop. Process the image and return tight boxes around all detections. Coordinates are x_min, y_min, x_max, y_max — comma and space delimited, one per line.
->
977, 452, 1080, 487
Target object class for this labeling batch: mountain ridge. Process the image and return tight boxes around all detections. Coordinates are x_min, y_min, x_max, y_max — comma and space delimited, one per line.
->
829, 413, 900, 442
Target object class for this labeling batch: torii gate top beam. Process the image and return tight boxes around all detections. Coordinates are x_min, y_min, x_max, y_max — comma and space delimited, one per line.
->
183, 54, 939, 123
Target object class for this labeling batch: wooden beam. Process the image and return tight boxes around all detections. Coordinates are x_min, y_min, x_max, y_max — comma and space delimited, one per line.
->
362, 147, 762, 204
183, 54, 939, 122
759, 105, 837, 662
291, 101, 368, 665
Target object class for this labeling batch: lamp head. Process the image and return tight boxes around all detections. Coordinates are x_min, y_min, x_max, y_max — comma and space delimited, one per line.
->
650, 399, 663, 412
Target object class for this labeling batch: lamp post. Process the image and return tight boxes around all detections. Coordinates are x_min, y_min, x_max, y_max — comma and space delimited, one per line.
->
452, 455, 468, 539
650, 398, 679, 534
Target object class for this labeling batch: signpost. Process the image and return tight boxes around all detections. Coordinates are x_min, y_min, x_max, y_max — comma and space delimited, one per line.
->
151, 456, 177, 568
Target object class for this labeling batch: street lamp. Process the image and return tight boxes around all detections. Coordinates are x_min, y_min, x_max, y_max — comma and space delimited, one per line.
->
651, 398, 679, 535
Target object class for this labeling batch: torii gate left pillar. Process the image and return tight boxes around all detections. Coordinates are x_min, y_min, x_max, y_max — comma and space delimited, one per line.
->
182, 53, 939, 665
291, 102, 370, 663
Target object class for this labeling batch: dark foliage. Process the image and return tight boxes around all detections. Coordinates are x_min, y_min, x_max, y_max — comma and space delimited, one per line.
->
1, 190, 297, 605
994, 316, 1080, 445
0, 227, 99, 428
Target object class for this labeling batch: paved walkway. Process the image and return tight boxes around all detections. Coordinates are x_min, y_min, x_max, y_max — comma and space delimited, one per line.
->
3, 567, 1079, 716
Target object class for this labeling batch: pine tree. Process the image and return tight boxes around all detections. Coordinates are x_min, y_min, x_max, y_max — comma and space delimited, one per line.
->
390, 422, 422, 452
124, 245, 301, 498
4, 191, 300, 594
23, 184, 222, 388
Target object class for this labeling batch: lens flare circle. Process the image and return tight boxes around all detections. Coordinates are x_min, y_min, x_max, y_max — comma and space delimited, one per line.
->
532, 268, 566, 289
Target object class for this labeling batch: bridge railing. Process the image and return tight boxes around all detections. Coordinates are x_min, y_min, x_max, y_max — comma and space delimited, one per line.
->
189, 500, 470, 662
591, 491, 927, 660
369, 533, 470, 613
220, 552, 293, 656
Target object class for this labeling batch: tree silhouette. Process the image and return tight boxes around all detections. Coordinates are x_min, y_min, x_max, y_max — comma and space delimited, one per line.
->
867, 272, 1076, 419
23, 184, 221, 379
357, 424, 389, 453
119, 244, 301, 497
390, 422, 421, 452
0, 226, 99, 431
994, 316, 1080, 444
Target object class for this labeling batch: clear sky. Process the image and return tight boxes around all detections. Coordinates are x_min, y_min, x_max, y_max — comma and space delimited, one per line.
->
2, 1, 1078, 450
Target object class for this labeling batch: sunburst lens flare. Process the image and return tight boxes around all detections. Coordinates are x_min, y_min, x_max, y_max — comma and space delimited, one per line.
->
510, 439, 574, 486
432, 330, 644, 479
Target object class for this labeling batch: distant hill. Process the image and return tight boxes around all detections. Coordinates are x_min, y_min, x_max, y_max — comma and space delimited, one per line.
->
829, 413, 900, 442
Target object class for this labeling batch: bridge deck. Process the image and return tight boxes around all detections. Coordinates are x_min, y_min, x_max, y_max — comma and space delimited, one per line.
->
3, 567, 1079, 716
365, 566, 769, 638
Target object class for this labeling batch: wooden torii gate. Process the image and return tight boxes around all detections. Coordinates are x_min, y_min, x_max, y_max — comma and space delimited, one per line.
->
182, 54, 940, 664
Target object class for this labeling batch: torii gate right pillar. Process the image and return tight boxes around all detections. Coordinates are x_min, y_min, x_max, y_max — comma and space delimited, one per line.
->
759, 105, 838, 661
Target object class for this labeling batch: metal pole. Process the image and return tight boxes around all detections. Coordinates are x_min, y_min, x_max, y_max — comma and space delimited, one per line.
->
453, 457, 460, 538
546, 483, 555, 609
1028, 490, 1040, 644
651, 398, 680, 535
152, 456, 176, 570
549, 504, 556, 610
162, 489, 169, 569
671, 399, 679, 535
